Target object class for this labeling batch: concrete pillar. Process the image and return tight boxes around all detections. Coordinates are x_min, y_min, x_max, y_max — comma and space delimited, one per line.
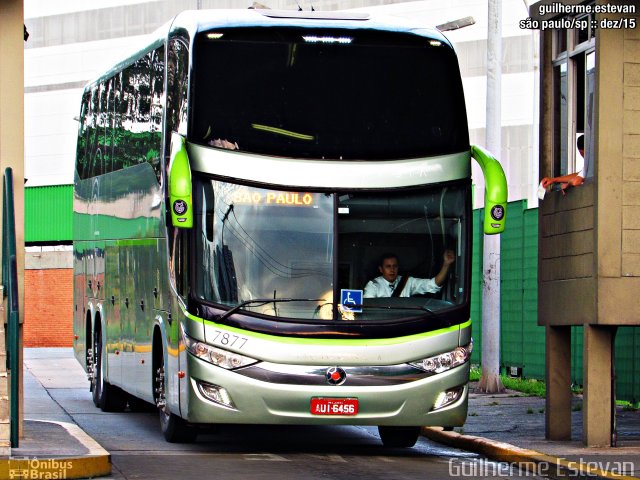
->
583, 325, 615, 446
545, 325, 572, 440
0, 0, 26, 445
478, 0, 504, 395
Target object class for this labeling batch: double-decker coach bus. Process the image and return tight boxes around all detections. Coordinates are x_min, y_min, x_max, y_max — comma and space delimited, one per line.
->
74, 8, 507, 447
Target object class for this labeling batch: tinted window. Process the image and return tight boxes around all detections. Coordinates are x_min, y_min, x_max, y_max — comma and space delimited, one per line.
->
76, 92, 91, 178
77, 46, 165, 181
194, 180, 333, 315
166, 38, 190, 140
190, 28, 468, 160
193, 178, 469, 322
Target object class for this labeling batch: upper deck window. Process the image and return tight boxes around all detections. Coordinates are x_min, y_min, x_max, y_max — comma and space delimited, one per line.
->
190, 28, 468, 160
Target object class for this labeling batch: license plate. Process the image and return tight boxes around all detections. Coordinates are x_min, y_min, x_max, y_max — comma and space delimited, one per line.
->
310, 397, 359, 416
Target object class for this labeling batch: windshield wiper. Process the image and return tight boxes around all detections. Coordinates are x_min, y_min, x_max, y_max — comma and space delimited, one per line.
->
316, 302, 440, 318
362, 304, 438, 316
320, 302, 444, 323
216, 298, 325, 323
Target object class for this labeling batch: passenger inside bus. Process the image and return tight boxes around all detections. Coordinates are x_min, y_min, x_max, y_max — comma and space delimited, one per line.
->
208, 137, 239, 150
363, 250, 455, 298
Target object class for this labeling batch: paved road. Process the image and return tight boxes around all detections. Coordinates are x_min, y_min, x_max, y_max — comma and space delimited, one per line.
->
26, 349, 550, 480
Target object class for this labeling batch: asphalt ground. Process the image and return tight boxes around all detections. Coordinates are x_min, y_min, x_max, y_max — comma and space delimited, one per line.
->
423, 386, 640, 479
0, 348, 638, 480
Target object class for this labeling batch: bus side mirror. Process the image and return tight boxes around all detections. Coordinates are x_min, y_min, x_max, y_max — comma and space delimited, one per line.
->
168, 133, 193, 229
471, 145, 507, 235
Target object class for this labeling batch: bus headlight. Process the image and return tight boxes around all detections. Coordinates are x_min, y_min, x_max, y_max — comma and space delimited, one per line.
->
197, 381, 236, 409
184, 334, 258, 370
409, 341, 473, 374
432, 386, 465, 411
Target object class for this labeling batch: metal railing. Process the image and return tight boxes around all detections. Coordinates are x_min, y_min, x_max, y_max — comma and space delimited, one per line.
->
3, 167, 19, 447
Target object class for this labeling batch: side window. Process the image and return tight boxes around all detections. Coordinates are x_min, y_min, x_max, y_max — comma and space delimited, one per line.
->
150, 45, 165, 183
121, 55, 151, 170
76, 92, 91, 179
77, 49, 164, 183
552, 12, 596, 179
90, 81, 109, 178
85, 85, 100, 179
112, 72, 125, 173
170, 228, 190, 300
166, 38, 189, 145
118, 63, 135, 172
105, 78, 116, 175
194, 181, 216, 300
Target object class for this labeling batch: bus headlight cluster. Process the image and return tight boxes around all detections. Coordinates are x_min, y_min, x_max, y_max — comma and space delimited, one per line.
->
409, 341, 473, 374
184, 335, 258, 370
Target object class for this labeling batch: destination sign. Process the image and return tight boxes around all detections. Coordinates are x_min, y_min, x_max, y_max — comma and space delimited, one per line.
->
231, 190, 316, 207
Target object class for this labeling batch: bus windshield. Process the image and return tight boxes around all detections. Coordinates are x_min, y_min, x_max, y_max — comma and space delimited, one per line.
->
193, 179, 469, 322
190, 28, 468, 160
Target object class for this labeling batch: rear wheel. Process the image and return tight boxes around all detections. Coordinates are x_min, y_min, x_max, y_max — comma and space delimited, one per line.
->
154, 351, 197, 443
86, 323, 94, 393
91, 329, 126, 412
91, 332, 103, 407
378, 426, 421, 448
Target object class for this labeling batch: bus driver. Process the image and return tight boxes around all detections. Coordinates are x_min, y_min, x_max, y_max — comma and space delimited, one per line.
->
364, 251, 455, 298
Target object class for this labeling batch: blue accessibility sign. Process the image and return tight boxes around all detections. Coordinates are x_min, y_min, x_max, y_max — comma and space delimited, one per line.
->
340, 289, 363, 313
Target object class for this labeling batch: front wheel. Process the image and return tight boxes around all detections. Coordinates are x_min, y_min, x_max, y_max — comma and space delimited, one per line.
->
154, 356, 197, 443
378, 426, 421, 448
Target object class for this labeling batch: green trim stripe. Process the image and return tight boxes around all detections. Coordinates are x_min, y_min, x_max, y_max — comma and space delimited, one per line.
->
185, 305, 470, 346
251, 123, 315, 141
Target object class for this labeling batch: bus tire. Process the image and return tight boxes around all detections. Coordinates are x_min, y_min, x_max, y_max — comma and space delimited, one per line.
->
160, 407, 197, 443
154, 349, 197, 443
86, 316, 93, 393
90, 330, 102, 407
92, 328, 126, 412
377, 426, 421, 448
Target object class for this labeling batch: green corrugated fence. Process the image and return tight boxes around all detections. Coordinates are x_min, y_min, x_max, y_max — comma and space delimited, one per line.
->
472, 199, 640, 403
25, 184, 73, 243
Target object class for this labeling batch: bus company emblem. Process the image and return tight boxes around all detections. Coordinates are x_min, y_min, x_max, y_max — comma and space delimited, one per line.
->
173, 199, 188, 216
325, 367, 347, 386
490, 205, 504, 221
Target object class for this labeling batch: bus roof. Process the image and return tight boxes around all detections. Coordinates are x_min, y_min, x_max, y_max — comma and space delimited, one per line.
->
84, 8, 452, 90
187, 8, 450, 40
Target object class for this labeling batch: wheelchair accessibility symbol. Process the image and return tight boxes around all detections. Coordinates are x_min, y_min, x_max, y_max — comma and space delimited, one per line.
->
340, 289, 363, 313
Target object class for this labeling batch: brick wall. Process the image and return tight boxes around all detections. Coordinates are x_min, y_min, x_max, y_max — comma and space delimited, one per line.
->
24, 268, 74, 347
24, 248, 73, 347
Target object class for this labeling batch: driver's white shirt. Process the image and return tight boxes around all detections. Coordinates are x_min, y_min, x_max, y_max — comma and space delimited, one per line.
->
363, 275, 441, 298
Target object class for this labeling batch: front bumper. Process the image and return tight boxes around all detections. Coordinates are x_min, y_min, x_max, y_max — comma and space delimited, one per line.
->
183, 353, 469, 427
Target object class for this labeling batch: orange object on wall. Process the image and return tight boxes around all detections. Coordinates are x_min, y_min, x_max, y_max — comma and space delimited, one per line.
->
24, 268, 73, 347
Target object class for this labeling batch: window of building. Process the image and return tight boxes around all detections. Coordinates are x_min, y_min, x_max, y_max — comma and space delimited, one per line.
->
551, 10, 596, 179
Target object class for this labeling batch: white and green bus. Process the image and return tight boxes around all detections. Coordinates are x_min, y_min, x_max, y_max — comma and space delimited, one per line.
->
73, 8, 507, 447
